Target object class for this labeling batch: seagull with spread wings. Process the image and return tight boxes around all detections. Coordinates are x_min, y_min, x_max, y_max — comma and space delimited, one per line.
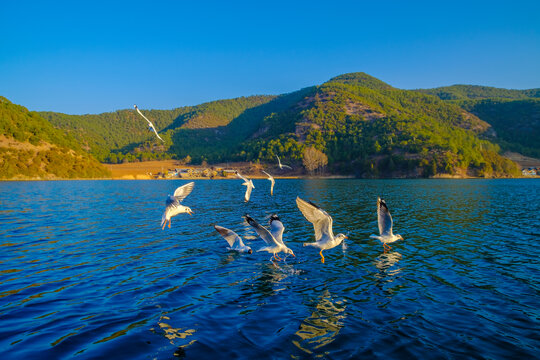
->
370, 197, 403, 252
236, 171, 255, 202
296, 197, 347, 263
161, 182, 194, 230
134, 104, 164, 142
214, 225, 252, 254
244, 214, 294, 262
262, 170, 275, 196
276, 155, 292, 170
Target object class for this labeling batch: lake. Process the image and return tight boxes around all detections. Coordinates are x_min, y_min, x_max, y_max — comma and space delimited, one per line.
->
0, 179, 538, 359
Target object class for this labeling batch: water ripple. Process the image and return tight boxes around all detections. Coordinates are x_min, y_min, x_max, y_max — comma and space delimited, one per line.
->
0, 179, 539, 359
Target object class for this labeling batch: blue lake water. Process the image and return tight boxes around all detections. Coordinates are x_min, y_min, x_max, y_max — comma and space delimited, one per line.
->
0, 179, 539, 359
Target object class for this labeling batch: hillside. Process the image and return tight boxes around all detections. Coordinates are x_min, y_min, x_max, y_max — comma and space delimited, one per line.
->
34, 72, 535, 178
0, 97, 110, 179
417, 85, 540, 158
40, 95, 276, 162
238, 73, 518, 177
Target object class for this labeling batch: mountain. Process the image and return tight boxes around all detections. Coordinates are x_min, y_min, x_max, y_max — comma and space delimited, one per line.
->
417, 85, 540, 158
0, 97, 110, 179
238, 73, 518, 177
40, 95, 276, 162
37, 72, 533, 178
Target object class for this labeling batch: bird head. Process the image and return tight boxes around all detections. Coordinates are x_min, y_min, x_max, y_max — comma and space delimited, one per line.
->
285, 247, 295, 257
397, 234, 404, 241
336, 233, 348, 244
186, 207, 193, 216
269, 214, 280, 224
247, 248, 253, 254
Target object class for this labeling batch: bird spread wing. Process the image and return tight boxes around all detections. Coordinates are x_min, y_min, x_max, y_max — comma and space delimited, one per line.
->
173, 182, 195, 202
282, 164, 292, 169
377, 198, 393, 236
244, 182, 253, 201
214, 225, 242, 248
245, 215, 279, 247
296, 197, 333, 242
269, 218, 285, 245
134, 105, 164, 142
236, 171, 248, 183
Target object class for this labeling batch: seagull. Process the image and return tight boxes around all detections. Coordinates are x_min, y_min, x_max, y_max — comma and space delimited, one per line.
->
262, 170, 275, 196
370, 197, 403, 252
276, 155, 292, 170
214, 225, 253, 254
296, 197, 347, 263
134, 104, 165, 142
236, 171, 255, 202
244, 214, 294, 262
161, 182, 194, 230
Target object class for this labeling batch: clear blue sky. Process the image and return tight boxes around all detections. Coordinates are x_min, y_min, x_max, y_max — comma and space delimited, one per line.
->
1, 0, 539, 114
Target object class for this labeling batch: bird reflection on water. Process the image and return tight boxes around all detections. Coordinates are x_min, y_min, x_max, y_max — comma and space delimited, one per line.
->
293, 290, 346, 355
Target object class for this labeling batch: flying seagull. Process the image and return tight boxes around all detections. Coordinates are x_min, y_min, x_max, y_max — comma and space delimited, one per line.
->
276, 155, 292, 170
214, 225, 252, 254
236, 171, 255, 202
134, 104, 165, 142
262, 170, 275, 196
245, 214, 294, 262
296, 197, 347, 263
161, 182, 194, 230
370, 197, 403, 252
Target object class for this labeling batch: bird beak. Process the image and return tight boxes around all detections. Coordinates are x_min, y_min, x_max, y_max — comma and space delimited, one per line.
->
291, 252, 296, 257
344, 236, 348, 239
188, 210, 193, 216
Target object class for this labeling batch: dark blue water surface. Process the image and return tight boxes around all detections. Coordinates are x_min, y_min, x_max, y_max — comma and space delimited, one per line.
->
0, 179, 539, 359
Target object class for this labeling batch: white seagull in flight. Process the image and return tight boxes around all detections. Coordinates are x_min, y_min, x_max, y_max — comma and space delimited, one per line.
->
370, 197, 403, 252
214, 225, 252, 254
161, 182, 194, 230
134, 104, 164, 142
236, 171, 255, 202
276, 155, 292, 170
296, 197, 347, 263
245, 214, 294, 262
262, 170, 275, 196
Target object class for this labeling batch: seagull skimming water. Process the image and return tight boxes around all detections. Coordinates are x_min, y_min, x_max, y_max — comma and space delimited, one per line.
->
245, 214, 294, 262
214, 225, 253, 254
161, 182, 194, 230
296, 197, 347, 263
370, 197, 403, 252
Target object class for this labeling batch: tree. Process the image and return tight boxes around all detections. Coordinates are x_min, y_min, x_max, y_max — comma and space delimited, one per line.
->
302, 147, 328, 174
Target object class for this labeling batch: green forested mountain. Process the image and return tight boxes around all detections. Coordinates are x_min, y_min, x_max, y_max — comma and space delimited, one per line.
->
417, 85, 540, 100
417, 85, 540, 158
22, 72, 540, 178
40, 96, 275, 162
0, 97, 110, 179
238, 73, 518, 177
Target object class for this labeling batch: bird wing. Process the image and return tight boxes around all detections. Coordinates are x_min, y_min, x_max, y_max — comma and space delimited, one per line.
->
296, 197, 333, 242
262, 171, 275, 194
236, 171, 249, 183
214, 225, 242, 248
282, 164, 292, 169
245, 215, 279, 247
244, 180, 253, 201
269, 218, 285, 245
173, 182, 195, 202
377, 197, 393, 236
134, 105, 164, 142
